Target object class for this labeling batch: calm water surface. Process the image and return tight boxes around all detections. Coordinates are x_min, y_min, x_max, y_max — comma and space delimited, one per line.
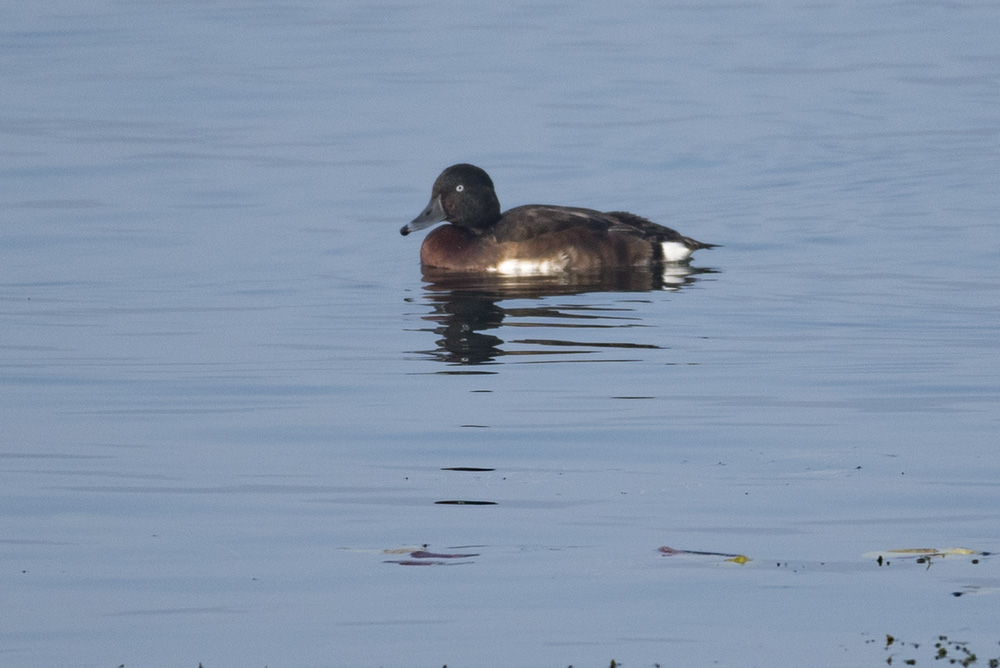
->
2, 2, 999, 667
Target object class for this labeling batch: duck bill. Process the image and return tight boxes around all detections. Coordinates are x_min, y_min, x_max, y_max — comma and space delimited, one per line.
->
400, 194, 447, 236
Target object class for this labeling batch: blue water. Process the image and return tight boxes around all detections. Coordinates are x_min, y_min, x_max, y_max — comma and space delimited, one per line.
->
2, 2, 999, 667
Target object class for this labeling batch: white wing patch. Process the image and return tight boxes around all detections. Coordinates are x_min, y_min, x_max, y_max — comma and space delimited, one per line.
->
491, 253, 571, 276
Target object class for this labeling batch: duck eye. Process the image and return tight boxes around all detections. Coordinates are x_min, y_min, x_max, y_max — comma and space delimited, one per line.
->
455, 184, 464, 192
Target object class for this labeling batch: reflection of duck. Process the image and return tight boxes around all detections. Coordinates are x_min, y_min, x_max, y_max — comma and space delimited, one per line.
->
410, 267, 716, 367
401, 164, 718, 274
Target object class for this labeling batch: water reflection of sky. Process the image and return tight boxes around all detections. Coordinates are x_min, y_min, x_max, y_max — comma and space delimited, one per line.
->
3, 2, 999, 667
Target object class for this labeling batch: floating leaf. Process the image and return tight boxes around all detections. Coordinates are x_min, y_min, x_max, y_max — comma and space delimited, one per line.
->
862, 547, 986, 561
409, 550, 479, 559
379, 545, 480, 566
659, 545, 750, 563
382, 545, 428, 555
384, 559, 457, 566
434, 500, 497, 505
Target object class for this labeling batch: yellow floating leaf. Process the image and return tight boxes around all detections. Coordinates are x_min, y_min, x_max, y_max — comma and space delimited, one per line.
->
887, 547, 979, 556
726, 554, 751, 565
862, 547, 982, 560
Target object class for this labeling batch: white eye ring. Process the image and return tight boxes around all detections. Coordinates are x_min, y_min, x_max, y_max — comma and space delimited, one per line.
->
456, 184, 464, 192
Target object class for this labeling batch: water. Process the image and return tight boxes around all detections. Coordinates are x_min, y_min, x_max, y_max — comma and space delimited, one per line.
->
2, 1, 999, 667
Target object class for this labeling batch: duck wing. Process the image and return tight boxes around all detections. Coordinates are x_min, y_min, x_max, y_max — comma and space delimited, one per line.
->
605, 211, 719, 250
492, 205, 718, 251
491, 205, 624, 242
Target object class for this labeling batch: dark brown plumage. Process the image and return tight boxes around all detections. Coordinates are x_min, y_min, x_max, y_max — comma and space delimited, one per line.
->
401, 163, 716, 273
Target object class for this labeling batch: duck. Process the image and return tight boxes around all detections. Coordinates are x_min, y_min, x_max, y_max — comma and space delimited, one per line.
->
400, 163, 716, 275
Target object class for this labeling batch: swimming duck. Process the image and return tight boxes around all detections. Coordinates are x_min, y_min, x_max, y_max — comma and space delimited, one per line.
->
401, 163, 716, 274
